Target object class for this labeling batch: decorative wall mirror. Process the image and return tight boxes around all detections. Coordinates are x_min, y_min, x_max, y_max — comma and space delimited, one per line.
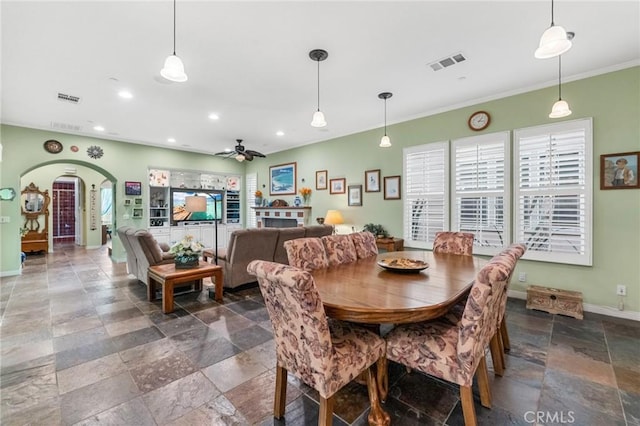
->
21, 182, 50, 253
0, 188, 16, 201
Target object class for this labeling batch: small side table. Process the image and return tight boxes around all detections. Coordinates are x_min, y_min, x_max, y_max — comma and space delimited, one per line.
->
376, 237, 404, 252
148, 261, 223, 313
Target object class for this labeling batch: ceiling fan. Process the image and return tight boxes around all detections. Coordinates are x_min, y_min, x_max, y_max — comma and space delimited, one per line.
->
214, 139, 266, 162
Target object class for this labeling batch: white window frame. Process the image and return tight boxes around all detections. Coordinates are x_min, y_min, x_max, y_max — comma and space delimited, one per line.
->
245, 172, 257, 228
403, 142, 449, 249
513, 118, 593, 266
451, 131, 511, 256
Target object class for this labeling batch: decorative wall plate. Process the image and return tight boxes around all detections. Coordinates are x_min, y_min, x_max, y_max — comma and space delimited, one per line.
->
70, 145, 79, 152
87, 145, 104, 159
44, 139, 63, 154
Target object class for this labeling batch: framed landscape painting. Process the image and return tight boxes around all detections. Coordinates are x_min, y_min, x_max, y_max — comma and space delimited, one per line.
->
125, 181, 142, 196
600, 151, 639, 190
270, 162, 297, 195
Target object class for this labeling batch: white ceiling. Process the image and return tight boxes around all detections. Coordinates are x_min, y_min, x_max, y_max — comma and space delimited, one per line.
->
2, 1, 639, 158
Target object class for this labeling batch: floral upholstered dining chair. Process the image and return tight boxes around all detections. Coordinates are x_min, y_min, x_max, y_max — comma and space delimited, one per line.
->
284, 237, 329, 271
432, 231, 474, 255
350, 231, 379, 259
321, 234, 358, 266
385, 244, 524, 426
247, 260, 389, 426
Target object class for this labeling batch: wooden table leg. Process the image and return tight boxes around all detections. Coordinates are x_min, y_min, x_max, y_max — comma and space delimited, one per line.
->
147, 277, 156, 301
162, 279, 175, 313
377, 357, 389, 402
213, 269, 223, 302
366, 364, 390, 426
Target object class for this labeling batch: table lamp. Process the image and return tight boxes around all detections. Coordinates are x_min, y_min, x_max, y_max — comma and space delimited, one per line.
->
324, 209, 344, 234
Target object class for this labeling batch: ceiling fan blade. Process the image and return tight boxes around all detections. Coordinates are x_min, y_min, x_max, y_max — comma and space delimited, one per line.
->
245, 149, 266, 157
214, 151, 233, 156
243, 151, 254, 161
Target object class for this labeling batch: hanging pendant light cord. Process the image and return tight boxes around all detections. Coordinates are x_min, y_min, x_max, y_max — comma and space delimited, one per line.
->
550, 0, 555, 25
172, 0, 177, 55
384, 99, 388, 136
558, 55, 562, 99
316, 59, 321, 112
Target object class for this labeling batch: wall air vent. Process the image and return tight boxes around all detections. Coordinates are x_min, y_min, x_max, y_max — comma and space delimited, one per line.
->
57, 92, 81, 104
51, 121, 82, 132
428, 52, 467, 72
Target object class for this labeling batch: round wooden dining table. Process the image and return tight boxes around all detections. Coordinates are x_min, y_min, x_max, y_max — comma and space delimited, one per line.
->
311, 250, 487, 324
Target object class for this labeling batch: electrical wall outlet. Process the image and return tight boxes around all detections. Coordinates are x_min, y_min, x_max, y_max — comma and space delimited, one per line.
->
518, 272, 527, 282
616, 285, 627, 296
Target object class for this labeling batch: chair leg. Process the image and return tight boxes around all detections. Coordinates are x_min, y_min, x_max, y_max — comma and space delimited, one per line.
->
476, 355, 492, 409
318, 395, 334, 426
274, 365, 287, 419
460, 386, 478, 426
489, 333, 505, 376
500, 318, 511, 352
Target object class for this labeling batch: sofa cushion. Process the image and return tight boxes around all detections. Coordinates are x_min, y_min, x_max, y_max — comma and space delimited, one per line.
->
273, 227, 306, 264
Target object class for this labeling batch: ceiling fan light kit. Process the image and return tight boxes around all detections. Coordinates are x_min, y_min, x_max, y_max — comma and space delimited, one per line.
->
309, 49, 328, 128
161, 0, 187, 82
214, 139, 266, 162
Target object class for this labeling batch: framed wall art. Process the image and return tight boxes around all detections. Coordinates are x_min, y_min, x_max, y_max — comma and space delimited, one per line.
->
132, 208, 143, 218
365, 169, 381, 192
270, 162, 297, 195
600, 151, 639, 190
330, 178, 346, 194
316, 170, 328, 190
124, 181, 142, 196
348, 185, 363, 206
384, 175, 401, 200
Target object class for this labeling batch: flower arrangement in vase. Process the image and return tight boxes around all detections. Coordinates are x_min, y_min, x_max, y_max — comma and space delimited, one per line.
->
254, 190, 263, 206
299, 187, 312, 205
170, 235, 204, 269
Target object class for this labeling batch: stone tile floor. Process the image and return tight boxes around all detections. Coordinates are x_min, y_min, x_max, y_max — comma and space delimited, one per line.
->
1, 246, 638, 425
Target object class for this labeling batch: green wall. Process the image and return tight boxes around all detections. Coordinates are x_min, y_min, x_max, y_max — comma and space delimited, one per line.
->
244, 66, 640, 314
1, 66, 638, 315
0, 128, 244, 273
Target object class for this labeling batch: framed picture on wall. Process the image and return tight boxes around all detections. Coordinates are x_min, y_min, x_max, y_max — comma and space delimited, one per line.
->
384, 175, 401, 200
270, 162, 297, 195
365, 169, 381, 192
348, 185, 363, 206
132, 208, 143, 218
330, 178, 346, 194
600, 151, 639, 189
125, 181, 142, 196
316, 170, 328, 190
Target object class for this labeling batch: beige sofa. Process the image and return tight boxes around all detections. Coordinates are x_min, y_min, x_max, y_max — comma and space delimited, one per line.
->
204, 225, 333, 289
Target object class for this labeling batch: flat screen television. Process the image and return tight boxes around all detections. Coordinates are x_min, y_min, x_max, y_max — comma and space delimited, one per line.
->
170, 188, 223, 225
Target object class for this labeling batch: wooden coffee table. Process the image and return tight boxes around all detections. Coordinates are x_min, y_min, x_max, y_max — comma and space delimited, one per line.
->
147, 261, 223, 313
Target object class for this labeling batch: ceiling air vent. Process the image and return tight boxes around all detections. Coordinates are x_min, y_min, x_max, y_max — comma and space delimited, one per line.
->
428, 52, 467, 72
57, 92, 81, 104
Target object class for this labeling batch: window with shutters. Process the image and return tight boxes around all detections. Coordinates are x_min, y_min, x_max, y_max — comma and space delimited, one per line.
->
245, 172, 257, 228
452, 132, 510, 255
403, 142, 449, 249
514, 118, 592, 265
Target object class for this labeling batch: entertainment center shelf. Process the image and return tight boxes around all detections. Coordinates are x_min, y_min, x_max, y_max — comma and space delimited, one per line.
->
146, 168, 242, 247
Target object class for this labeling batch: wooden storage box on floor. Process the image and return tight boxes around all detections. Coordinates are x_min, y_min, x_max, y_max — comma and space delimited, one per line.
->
526, 285, 584, 319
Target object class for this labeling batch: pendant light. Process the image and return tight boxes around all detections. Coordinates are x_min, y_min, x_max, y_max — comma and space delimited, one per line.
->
309, 49, 328, 127
160, 0, 188, 82
535, 0, 572, 59
378, 92, 393, 148
549, 56, 572, 118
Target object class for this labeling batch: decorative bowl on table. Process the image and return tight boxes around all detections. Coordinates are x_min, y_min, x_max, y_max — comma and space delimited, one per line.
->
377, 258, 429, 273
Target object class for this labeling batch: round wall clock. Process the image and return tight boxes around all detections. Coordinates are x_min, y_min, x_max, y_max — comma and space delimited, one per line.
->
87, 145, 104, 159
468, 111, 491, 131
43, 140, 63, 154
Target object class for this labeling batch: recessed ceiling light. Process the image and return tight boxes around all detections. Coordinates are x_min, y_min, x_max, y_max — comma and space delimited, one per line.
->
93, 125, 105, 131
208, 113, 219, 120
167, 138, 176, 143
118, 90, 133, 99
224, 148, 232, 152
276, 131, 285, 136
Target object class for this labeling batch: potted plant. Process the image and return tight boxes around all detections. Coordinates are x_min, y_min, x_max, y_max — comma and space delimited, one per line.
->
363, 223, 389, 239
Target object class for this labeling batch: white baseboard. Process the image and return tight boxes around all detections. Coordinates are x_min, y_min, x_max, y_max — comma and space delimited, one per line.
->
508, 289, 640, 322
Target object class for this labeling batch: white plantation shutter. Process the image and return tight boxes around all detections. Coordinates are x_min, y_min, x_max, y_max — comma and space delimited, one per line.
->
245, 172, 257, 228
403, 142, 449, 249
514, 118, 592, 265
452, 132, 510, 255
